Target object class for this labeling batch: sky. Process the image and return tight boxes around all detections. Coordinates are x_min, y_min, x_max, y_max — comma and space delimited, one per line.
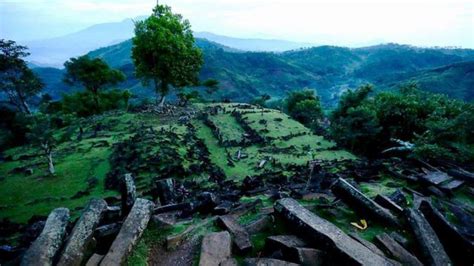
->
1, 0, 473, 48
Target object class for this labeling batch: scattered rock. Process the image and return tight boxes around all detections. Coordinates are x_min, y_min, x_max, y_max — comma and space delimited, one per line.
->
244, 215, 273, 234
419, 200, 474, 264
405, 208, 451, 266
374, 194, 404, 214
447, 168, 474, 184
198, 231, 232, 266
274, 198, 394, 265
217, 215, 253, 254
21, 208, 70, 266
85, 254, 104, 266
331, 178, 400, 227
156, 178, 176, 205
420, 171, 451, 186
154, 202, 193, 214
374, 233, 422, 266
348, 233, 385, 257
290, 248, 325, 266
121, 173, 136, 217
220, 258, 239, 266
152, 213, 177, 228
58, 199, 107, 266
100, 198, 154, 266
243, 258, 299, 266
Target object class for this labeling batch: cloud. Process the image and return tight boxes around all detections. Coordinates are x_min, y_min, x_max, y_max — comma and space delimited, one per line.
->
1, 0, 473, 47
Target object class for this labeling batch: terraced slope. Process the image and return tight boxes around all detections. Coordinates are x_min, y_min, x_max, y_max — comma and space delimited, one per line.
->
0, 104, 354, 223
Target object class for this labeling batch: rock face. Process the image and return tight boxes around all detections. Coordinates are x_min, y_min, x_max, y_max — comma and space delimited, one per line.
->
331, 178, 400, 227
374, 233, 422, 266
121, 173, 137, 216
217, 215, 253, 254
405, 208, 452, 266
274, 198, 394, 265
198, 231, 232, 266
21, 208, 70, 266
58, 199, 107, 266
100, 198, 154, 266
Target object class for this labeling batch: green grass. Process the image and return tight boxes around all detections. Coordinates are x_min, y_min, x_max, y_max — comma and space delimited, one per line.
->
209, 113, 246, 143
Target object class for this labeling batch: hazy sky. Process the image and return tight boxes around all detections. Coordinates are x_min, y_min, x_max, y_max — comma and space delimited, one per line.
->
1, 0, 473, 47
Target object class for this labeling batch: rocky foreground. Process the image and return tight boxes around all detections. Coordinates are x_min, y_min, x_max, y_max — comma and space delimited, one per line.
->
2, 160, 473, 265
0, 104, 473, 265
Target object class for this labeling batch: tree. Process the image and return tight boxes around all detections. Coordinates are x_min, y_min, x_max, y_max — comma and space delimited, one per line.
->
251, 94, 271, 107
132, 5, 203, 106
0, 39, 43, 114
285, 89, 323, 129
64, 56, 125, 111
27, 115, 57, 175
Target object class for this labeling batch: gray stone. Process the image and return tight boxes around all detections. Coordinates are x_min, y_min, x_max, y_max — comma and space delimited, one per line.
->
217, 215, 253, 254
274, 198, 394, 265
419, 200, 474, 264
58, 199, 107, 266
152, 213, 177, 228
244, 215, 273, 234
332, 178, 400, 227
85, 254, 104, 266
265, 235, 307, 256
420, 171, 451, 185
374, 233, 422, 266
156, 178, 175, 205
121, 173, 136, 216
21, 208, 70, 266
100, 198, 154, 266
94, 223, 121, 239
440, 179, 465, 192
243, 258, 299, 266
447, 168, 474, 183
220, 258, 239, 266
348, 233, 385, 257
374, 194, 404, 214
290, 248, 325, 266
199, 231, 232, 266
405, 208, 451, 266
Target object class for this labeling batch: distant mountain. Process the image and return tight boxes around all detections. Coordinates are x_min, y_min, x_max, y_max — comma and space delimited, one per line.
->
377, 61, 474, 101
34, 39, 474, 105
25, 19, 135, 67
194, 32, 316, 52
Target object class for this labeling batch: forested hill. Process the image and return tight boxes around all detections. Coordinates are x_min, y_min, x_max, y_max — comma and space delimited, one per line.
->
34, 39, 474, 105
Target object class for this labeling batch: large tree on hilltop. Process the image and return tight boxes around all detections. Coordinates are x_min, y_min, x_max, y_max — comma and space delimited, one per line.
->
0, 39, 43, 114
132, 4, 204, 106
64, 56, 125, 110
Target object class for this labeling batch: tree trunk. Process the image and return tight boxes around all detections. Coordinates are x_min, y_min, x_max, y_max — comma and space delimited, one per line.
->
159, 95, 166, 108
47, 152, 55, 175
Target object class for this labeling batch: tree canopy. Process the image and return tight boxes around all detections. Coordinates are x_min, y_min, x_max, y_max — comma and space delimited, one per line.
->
285, 89, 323, 130
131, 5, 203, 105
64, 56, 125, 110
0, 39, 43, 114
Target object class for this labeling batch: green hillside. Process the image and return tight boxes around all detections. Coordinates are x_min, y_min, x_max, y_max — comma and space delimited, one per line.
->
33, 40, 474, 106
0, 103, 354, 223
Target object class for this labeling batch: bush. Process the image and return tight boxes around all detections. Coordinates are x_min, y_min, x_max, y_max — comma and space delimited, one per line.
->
285, 89, 323, 130
330, 84, 474, 163
47, 89, 131, 117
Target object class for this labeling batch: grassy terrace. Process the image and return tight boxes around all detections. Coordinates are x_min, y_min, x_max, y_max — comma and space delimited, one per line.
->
0, 103, 355, 223
194, 103, 356, 181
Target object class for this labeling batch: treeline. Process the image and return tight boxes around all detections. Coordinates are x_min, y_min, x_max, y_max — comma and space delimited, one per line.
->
274, 85, 474, 164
